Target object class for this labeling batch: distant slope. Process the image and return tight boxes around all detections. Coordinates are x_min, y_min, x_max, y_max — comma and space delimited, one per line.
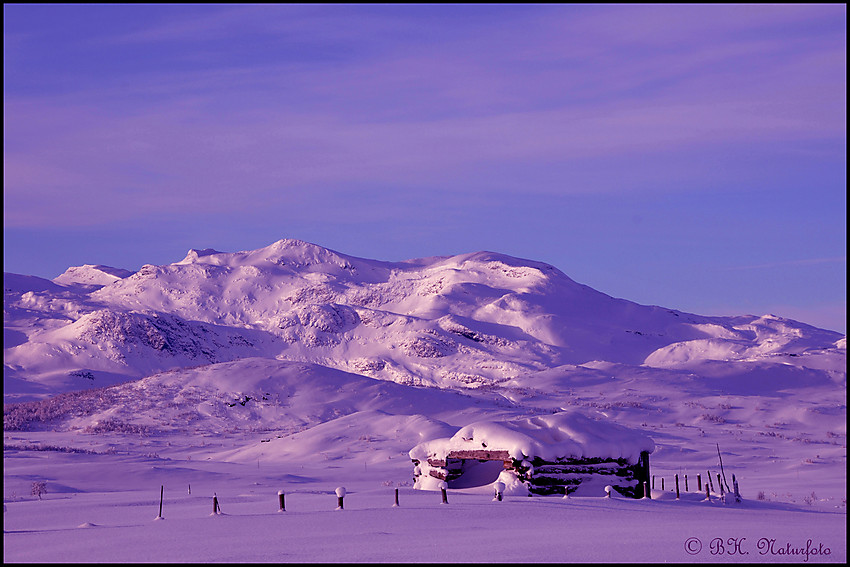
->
3, 357, 515, 450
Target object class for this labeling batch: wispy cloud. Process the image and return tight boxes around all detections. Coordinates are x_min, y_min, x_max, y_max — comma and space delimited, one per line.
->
723, 257, 847, 272
4, 4, 845, 229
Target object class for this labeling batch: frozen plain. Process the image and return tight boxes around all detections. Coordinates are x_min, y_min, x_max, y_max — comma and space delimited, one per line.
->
3, 441, 845, 563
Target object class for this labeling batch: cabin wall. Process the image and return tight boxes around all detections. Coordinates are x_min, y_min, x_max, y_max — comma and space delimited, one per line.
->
515, 456, 643, 497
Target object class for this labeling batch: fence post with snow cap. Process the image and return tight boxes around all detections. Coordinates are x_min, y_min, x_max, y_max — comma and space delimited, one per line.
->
335, 487, 346, 510
494, 481, 505, 501
278, 489, 285, 512
439, 481, 448, 504
604, 485, 612, 498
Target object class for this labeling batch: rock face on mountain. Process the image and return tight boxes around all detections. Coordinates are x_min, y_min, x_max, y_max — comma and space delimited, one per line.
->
3, 238, 845, 402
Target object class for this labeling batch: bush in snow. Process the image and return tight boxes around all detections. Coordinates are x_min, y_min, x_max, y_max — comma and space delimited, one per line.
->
84, 418, 153, 436
31, 481, 47, 500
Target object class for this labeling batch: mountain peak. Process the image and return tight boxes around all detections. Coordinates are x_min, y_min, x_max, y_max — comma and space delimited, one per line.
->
173, 239, 359, 272
175, 248, 225, 265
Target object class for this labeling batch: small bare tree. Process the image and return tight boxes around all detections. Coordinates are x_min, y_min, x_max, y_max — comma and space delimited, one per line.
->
31, 481, 47, 500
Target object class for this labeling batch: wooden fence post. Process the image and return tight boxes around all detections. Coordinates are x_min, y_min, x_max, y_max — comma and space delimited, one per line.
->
278, 489, 286, 512
439, 481, 448, 504
639, 450, 651, 497
717, 443, 731, 494
697, 474, 702, 491
717, 474, 724, 497
675, 475, 680, 499
213, 493, 221, 515
393, 488, 399, 507
708, 472, 714, 493
335, 487, 346, 510
157, 485, 164, 519
685, 475, 688, 492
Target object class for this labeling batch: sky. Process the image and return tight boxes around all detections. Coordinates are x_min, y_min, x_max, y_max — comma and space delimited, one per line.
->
3, 4, 846, 334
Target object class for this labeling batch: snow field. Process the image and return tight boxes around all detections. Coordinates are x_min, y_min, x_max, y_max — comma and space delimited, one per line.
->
4, 448, 846, 563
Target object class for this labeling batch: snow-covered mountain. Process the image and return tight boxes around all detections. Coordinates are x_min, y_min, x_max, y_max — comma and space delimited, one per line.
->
4, 238, 844, 402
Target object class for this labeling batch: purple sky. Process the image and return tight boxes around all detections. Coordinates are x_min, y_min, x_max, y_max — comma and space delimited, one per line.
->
4, 4, 846, 333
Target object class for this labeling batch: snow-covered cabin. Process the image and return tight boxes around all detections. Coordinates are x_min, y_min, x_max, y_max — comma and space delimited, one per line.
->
409, 411, 654, 498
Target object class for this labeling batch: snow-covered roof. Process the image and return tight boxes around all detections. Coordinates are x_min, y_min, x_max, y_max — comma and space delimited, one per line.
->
410, 410, 655, 464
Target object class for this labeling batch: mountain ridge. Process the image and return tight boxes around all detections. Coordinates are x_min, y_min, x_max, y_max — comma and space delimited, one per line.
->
4, 238, 844, 403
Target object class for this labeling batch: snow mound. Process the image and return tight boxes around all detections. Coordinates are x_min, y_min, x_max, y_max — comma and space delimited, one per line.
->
77, 522, 99, 528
